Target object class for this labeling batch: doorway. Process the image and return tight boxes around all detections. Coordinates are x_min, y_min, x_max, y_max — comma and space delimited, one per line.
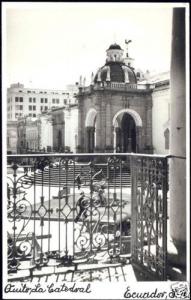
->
115, 112, 137, 153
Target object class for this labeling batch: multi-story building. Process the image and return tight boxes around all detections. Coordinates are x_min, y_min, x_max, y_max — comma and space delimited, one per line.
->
17, 104, 78, 154
17, 116, 41, 153
7, 83, 78, 153
7, 121, 18, 154
7, 83, 78, 122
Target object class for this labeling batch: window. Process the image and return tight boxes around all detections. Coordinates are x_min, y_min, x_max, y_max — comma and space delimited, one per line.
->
29, 113, 32, 117
16, 97, 23, 102
33, 114, 36, 117
45, 98, 48, 103
40, 106, 43, 111
56, 99, 59, 104
44, 106, 48, 111
164, 128, 170, 150
52, 99, 55, 103
64, 99, 67, 105
15, 113, 18, 118
29, 105, 32, 111
27, 91, 31, 93
16, 105, 23, 110
33, 106, 36, 111
29, 97, 32, 102
33, 98, 36, 103
19, 90, 23, 92
41, 98, 44, 103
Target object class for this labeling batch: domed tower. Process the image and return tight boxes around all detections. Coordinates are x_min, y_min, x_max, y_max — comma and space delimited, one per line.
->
94, 43, 137, 85
77, 43, 153, 154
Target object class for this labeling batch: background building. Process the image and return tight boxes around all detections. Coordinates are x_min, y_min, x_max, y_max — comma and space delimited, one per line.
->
17, 116, 41, 153
7, 83, 78, 121
7, 83, 78, 153
17, 104, 78, 154
7, 121, 17, 154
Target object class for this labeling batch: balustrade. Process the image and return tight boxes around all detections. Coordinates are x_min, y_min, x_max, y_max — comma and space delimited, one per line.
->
6, 153, 168, 280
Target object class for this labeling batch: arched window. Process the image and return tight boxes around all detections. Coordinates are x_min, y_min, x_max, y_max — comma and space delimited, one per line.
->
164, 128, 170, 150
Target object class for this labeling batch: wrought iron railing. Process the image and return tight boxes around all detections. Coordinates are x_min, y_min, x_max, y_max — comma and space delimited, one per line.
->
131, 155, 168, 280
6, 153, 168, 281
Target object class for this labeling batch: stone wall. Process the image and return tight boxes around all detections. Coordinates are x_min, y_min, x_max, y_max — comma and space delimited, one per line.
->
77, 88, 153, 153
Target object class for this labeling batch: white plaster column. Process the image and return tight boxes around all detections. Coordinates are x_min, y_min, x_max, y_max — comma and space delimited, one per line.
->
169, 8, 186, 267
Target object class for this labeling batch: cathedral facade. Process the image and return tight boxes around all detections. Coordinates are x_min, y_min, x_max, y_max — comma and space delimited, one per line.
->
77, 43, 154, 153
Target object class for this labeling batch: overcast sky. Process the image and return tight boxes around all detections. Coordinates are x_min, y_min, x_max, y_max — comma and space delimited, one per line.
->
4, 2, 175, 89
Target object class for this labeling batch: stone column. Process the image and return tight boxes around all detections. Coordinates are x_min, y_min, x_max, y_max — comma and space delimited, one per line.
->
106, 102, 112, 147
115, 127, 121, 152
146, 104, 153, 149
101, 101, 106, 151
96, 99, 106, 152
85, 127, 90, 152
77, 96, 86, 152
90, 127, 95, 152
95, 105, 102, 152
169, 8, 186, 268
136, 126, 142, 153
86, 126, 95, 153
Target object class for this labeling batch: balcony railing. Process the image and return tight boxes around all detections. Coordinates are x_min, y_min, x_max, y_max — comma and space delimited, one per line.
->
6, 153, 168, 281
78, 82, 153, 94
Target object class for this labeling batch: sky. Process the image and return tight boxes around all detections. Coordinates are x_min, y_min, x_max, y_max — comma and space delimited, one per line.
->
4, 2, 175, 89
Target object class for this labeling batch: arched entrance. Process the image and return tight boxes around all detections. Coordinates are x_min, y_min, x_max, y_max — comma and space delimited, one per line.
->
85, 108, 97, 153
113, 109, 142, 153
121, 113, 136, 152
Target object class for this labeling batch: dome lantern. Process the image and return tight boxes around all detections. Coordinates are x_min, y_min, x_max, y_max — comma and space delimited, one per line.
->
106, 43, 124, 63
94, 43, 137, 84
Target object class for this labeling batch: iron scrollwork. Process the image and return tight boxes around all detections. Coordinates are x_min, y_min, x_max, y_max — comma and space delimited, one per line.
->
7, 161, 34, 272
131, 156, 168, 280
